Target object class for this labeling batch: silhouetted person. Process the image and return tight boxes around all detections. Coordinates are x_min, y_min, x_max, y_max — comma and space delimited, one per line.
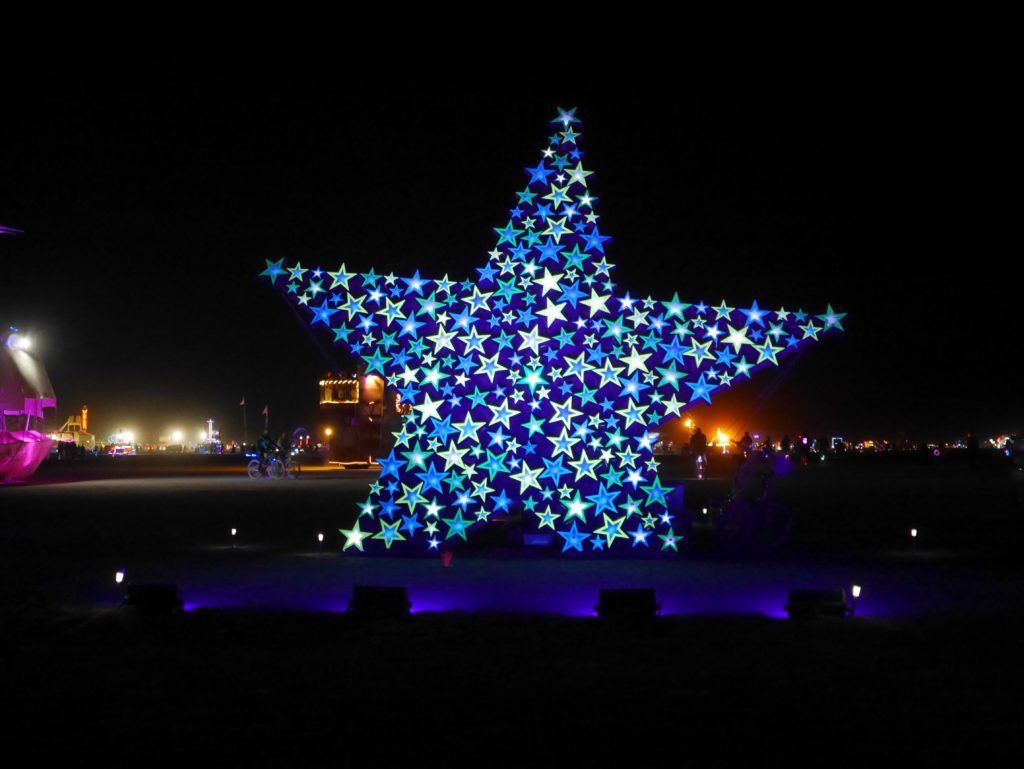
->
967, 431, 979, 468
735, 432, 753, 457
258, 431, 278, 464
762, 435, 773, 455
797, 433, 812, 465
781, 435, 791, 455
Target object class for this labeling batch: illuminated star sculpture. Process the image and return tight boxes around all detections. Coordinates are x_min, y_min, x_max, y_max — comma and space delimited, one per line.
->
261, 107, 844, 555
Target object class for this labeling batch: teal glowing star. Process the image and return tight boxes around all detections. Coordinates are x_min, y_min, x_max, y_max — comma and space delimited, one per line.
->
261, 108, 844, 555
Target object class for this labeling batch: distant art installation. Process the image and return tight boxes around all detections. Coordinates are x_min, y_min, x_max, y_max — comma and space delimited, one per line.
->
0, 328, 55, 483
260, 108, 843, 554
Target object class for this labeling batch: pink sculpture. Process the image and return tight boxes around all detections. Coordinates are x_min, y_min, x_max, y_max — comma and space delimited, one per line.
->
1, 329, 55, 482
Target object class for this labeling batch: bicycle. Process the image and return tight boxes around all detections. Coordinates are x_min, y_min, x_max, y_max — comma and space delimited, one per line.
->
280, 454, 300, 479
247, 452, 300, 480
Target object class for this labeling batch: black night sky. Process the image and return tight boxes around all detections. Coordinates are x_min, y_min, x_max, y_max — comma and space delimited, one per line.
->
1, 36, 1018, 443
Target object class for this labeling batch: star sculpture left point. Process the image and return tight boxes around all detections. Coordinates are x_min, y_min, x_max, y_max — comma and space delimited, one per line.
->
261, 108, 844, 556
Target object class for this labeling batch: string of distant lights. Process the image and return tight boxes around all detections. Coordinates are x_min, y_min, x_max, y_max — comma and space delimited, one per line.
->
260, 107, 843, 555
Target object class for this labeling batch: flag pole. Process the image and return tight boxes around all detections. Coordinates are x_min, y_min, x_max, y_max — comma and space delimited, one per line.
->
242, 397, 248, 449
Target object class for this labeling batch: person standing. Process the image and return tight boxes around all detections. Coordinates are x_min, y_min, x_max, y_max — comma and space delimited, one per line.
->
689, 427, 708, 474
967, 430, 979, 468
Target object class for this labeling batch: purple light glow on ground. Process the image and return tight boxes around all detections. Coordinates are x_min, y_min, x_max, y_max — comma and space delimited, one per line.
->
158, 551, 1003, 620
9, 468, 1021, 625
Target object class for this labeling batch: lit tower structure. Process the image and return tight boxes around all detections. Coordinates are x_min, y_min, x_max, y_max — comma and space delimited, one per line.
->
260, 108, 844, 554
55, 406, 96, 449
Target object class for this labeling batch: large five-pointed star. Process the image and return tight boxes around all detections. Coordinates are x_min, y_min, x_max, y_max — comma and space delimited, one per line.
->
261, 108, 843, 555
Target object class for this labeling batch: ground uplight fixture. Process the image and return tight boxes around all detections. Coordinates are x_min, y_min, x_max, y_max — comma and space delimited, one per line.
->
122, 584, 183, 614
348, 585, 411, 619
596, 588, 660, 622
785, 589, 852, 619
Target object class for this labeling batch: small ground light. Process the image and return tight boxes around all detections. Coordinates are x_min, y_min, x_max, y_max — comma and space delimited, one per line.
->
112, 569, 127, 609
910, 528, 918, 538
317, 532, 324, 542
702, 507, 708, 516
850, 585, 862, 616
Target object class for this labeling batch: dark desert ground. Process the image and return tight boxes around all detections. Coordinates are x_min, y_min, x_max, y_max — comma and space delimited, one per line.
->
3, 453, 1023, 761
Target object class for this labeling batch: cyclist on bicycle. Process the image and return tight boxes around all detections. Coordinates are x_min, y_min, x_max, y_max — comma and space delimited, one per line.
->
257, 431, 279, 467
